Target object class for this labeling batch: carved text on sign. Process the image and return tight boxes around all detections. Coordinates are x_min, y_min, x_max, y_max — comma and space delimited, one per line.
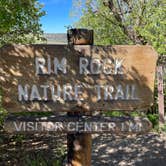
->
18, 84, 138, 102
18, 56, 138, 102
35, 56, 123, 75
0, 45, 158, 112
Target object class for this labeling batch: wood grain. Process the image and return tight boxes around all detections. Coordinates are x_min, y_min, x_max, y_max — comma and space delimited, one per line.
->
4, 115, 152, 134
0, 45, 158, 113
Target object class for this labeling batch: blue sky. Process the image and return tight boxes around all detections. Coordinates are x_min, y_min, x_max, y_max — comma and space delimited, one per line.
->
39, 0, 76, 33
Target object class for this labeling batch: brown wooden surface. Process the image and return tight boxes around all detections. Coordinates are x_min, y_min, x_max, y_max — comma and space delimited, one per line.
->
67, 133, 91, 166
67, 28, 93, 45
0, 44, 158, 113
4, 115, 152, 134
67, 28, 93, 166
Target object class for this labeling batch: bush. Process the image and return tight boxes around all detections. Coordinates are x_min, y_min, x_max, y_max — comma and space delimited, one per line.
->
147, 114, 159, 128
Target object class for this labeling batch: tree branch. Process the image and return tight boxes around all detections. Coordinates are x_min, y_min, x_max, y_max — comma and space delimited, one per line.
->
103, 0, 147, 44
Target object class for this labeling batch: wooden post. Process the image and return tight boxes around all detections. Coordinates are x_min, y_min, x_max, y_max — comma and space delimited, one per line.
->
157, 65, 165, 126
67, 29, 93, 166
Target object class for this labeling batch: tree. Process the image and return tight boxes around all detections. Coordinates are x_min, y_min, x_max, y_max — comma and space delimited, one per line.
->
0, 0, 45, 46
72, 0, 166, 55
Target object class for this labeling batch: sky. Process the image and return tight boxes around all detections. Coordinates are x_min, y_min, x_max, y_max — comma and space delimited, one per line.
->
39, 0, 76, 33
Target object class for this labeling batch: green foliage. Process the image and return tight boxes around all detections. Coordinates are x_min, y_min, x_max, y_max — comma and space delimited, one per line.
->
56, 145, 66, 161
161, 123, 166, 133
130, 111, 143, 117
105, 111, 124, 117
0, 0, 45, 46
135, 0, 166, 55
24, 145, 66, 166
104, 111, 146, 117
24, 153, 62, 166
72, 0, 131, 45
13, 111, 54, 117
147, 113, 159, 128
72, 0, 166, 55
11, 134, 25, 145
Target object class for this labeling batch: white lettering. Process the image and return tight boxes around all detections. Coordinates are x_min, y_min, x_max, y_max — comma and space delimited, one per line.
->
84, 122, 92, 132
30, 85, 41, 101
95, 85, 102, 101
54, 122, 64, 131
125, 85, 130, 100
115, 84, 124, 100
68, 122, 76, 132
35, 57, 47, 75
54, 57, 67, 74
18, 84, 29, 101
103, 59, 113, 74
131, 85, 138, 100
40, 85, 49, 101
74, 85, 84, 101
50, 85, 61, 102
104, 85, 114, 100
108, 122, 116, 131
27, 122, 35, 131
14, 122, 23, 131
114, 59, 123, 74
63, 85, 73, 101
90, 59, 101, 74
79, 57, 90, 74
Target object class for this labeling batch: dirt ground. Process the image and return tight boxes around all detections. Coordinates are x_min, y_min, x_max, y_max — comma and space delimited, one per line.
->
91, 133, 166, 166
0, 132, 166, 166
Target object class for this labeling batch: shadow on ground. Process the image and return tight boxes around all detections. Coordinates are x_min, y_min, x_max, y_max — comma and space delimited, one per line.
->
92, 133, 166, 166
0, 132, 67, 165
0, 132, 166, 166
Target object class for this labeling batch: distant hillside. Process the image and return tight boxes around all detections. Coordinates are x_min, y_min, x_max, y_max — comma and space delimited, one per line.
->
44, 33, 67, 44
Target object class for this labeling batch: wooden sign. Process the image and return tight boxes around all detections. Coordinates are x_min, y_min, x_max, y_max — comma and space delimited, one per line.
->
0, 44, 158, 113
4, 115, 152, 134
